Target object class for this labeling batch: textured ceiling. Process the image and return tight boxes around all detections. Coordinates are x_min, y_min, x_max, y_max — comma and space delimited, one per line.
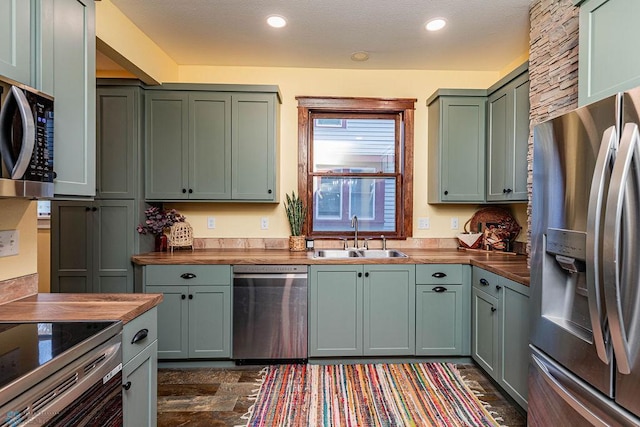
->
106, 0, 531, 71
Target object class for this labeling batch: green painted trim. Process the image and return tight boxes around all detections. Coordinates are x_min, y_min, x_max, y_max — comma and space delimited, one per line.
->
426, 88, 488, 106
308, 356, 474, 365
144, 83, 282, 103
487, 62, 529, 95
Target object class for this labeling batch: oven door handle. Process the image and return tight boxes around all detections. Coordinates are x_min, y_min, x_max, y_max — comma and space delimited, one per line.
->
0, 86, 36, 179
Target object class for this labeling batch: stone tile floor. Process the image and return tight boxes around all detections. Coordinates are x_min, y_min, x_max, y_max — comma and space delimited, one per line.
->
157, 363, 526, 426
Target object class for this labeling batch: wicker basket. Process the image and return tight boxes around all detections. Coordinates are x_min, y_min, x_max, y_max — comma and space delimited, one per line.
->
168, 222, 194, 253
468, 207, 521, 251
289, 235, 306, 252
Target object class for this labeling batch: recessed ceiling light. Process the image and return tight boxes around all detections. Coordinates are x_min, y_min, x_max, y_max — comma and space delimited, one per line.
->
425, 18, 447, 32
267, 15, 287, 28
351, 51, 370, 62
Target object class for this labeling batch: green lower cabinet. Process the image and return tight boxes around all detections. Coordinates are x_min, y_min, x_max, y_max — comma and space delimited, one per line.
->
472, 267, 529, 410
416, 284, 468, 355
415, 264, 470, 356
144, 265, 232, 360
309, 264, 415, 357
123, 340, 158, 427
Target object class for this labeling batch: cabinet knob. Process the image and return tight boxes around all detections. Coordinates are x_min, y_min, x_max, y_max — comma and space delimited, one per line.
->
479, 278, 489, 286
92, 207, 97, 212
182, 188, 187, 193
268, 189, 272, 194
189, 294, 194, 300
181, 294, 186, 300
358, 272, 362, 278
496, 285, 502, 290
506, 188, 513, 194
122, 382, 132, 391
444, 190, 449, 195
433, 286, 447, 293
85, 207, 91, 211
503, 188, 507, 193
131, 328, 149, 344
491, 307, 497, 313
188, 189, 193, 194
432, 272, 447, 278
365, 272, 370, 277
180, 273, 197, 279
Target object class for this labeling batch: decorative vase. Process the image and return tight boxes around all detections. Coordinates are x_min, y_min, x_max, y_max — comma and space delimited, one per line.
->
155, 234, 168, 252
289, 235, 306, 252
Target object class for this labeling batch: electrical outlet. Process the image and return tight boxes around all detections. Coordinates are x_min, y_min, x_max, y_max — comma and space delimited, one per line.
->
0, 230, 19, 257
418, 217, 430, 229
261, 217, 269, 230
451, 217, 459, 230
207, 216, 216, 229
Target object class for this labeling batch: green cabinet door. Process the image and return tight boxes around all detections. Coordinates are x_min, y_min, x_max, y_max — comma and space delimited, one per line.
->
145, 91, 190, 200
147, 285, 189, 359
309, 265, 363, 357
51, 202, 92, 293
427, 92, 487, 203
38, 0, 96, 196
486, 68, 530, 202
189, 93, 232, 199
123, 340, 158, 427
96, 85, 142, 199
232, 93, 278, 201
363, 265, 415, 356
578, 0, 640, 105
93, 200, 135, 293
188, 285, 231, 358
499, 280, 530, 409
0, 0, 31, 85
416, 284, 465, 355
472, 287, 499, 378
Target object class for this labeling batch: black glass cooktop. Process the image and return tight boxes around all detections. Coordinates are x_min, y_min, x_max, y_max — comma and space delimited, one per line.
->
0, 321, 118, 390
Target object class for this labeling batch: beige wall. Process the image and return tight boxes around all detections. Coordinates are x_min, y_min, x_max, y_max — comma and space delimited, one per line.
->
37, 227, 50, 292
0, 200, 38, 282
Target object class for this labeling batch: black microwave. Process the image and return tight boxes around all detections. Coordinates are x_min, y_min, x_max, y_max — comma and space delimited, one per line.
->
0, 76, 54, 197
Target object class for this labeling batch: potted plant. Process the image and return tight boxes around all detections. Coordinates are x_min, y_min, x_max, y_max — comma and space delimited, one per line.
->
284, 191, 307, 251
136, 206, 186, 251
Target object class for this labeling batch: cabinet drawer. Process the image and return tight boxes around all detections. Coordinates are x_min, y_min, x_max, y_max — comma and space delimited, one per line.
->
472, 267, 502, 297
416, 264, 462, 284
145, 265, 231, 286
123, 307, 158, 364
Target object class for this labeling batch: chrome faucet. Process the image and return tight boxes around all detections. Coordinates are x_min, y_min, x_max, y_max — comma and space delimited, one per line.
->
381, 234, 387, 250
351, 215, 359, 249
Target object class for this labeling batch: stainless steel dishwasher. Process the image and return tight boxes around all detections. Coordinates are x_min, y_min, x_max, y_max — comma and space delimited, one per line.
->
233, 265, 308, 363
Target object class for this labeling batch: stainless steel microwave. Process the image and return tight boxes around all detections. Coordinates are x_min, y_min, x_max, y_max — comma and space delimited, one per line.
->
0, 75, 54, 198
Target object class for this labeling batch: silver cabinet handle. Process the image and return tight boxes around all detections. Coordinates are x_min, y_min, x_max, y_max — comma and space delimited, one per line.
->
531, 351, 609, 427
603, 123, 640, 375
586, 126, 617, 365
0, 86, 36, 179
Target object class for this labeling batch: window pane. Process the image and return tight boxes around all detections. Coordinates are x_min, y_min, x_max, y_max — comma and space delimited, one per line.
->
312, 177, 396, 233
313, 118, 395, 173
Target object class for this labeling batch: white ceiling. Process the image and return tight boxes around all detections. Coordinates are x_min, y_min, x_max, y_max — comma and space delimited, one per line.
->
105, 0, 531, 72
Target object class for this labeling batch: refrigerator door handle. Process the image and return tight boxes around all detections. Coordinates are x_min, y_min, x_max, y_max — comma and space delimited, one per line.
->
603, 122, 640, 375
531, 352, 609, 427
586, 126, 617, 364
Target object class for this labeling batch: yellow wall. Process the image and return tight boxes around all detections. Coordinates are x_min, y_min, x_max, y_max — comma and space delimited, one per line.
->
37, 227, 50, 292
0, 200, 37, 281
97, 6, 530, 243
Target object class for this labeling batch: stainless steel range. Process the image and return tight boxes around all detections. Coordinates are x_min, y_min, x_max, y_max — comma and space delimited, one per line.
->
0, 321, 123, 426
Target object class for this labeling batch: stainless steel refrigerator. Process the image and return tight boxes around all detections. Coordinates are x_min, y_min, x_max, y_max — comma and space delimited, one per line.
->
530, 87, 640, 426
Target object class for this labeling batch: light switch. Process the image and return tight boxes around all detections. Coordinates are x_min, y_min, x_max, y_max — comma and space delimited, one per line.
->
261, 217, 269, 230
418, 217, 430, 229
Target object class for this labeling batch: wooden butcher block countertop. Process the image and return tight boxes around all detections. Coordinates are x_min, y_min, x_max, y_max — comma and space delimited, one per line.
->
0, 293, 163, 324
133, 248, 530, 286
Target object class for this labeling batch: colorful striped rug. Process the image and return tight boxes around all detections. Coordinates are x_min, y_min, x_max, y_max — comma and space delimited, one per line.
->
244, 363, 501, 427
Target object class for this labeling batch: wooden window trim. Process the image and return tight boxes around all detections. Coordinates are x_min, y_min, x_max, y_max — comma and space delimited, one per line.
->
296, 96, 415, 239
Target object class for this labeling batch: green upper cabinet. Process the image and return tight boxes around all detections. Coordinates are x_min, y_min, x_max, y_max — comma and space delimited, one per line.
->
232, 93, 277, 200
427, 90, 487, 203
486, 65, 530, 202
97, 83, 144, 199
0, 0, 31, 85
145, 85, 280, 202
37, 0, 96, 197
577, 0, 640, 105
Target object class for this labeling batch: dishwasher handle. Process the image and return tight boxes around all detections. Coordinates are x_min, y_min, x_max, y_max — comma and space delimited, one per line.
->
233, 273, 308, 281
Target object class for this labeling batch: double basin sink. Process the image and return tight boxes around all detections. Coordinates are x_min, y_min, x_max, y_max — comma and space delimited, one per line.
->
313, 249, 408, 259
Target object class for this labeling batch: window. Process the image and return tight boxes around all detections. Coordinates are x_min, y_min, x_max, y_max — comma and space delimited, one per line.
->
296, 97, 415, 239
